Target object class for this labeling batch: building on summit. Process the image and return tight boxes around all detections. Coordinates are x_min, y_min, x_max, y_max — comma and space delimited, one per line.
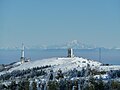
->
20, 43, 30, 64
67, 48, 74, 58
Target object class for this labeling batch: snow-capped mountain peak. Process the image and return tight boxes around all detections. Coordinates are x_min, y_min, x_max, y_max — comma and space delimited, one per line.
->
69, 40, 80, 45
1, 57, 102, 74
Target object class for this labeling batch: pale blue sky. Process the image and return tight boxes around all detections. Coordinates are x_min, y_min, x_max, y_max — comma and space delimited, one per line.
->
0, 0, 120, 48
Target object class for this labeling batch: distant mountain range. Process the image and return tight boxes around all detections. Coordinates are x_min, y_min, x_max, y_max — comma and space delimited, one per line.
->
0, 40, 120, 50
44, 40, 96, 49
26, 40, 120, 50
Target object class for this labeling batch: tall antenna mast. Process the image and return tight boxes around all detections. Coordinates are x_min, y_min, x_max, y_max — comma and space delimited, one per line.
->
22, 43, 25, 58
20, 43, 25, 64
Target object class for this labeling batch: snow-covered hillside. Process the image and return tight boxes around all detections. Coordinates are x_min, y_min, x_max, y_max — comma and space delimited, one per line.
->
1, 57, 120, 76
1, 57, 101, 74
12, 57, 101, 72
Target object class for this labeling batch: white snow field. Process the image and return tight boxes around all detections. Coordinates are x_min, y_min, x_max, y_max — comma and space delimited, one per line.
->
0, 57, 120, 75
9, 57, 102, 72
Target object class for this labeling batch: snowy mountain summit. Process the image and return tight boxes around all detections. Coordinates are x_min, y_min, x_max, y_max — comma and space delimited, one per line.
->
55, 40, 96, 49
10, 56, 120, 73
10, 57, 102, 72
34, 40, 96, 49
7, 48, 102, 73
